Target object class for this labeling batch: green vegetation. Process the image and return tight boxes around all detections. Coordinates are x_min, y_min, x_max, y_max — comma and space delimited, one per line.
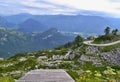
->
56, 35, 83, 49
0, 77, 15, 82
104, 27, 110, 35
112, 29, 118, 35
67, 70, 79, 80
76, 66, 120, 82
93, 34, 120, 44
93, 27, 119, 44
100, 43, 120, 52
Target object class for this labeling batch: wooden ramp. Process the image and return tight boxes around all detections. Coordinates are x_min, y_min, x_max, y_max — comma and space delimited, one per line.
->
16, 69, 75, 82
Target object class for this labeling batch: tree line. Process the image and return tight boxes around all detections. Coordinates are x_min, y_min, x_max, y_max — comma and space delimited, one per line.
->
104, 27, 118, 35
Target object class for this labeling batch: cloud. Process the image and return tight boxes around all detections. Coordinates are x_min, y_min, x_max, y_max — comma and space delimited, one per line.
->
0, 0, 120, 17
46, 0, 120, 16
20, 0, 77, 15
108, 0, 120, 2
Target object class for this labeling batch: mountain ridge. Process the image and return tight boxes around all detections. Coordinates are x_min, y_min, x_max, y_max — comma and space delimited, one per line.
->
2, 14, 117, 34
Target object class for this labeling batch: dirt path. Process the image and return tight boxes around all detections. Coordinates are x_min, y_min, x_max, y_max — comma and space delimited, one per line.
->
83, 40, 120, 46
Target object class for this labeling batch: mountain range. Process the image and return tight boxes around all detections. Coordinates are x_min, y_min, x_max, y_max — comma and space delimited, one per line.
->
1, 13, 120, 57
1, 13, 119, 34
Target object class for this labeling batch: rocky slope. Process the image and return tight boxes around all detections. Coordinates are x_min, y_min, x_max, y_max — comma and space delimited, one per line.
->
79, 46, 120, 66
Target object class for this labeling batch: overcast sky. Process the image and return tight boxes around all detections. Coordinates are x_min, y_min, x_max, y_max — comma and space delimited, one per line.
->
1, 0, 120, 17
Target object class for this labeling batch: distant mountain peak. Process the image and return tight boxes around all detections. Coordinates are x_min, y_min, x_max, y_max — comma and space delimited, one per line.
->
18, 18, 46, 32
23, 18, 39, 23
13, 13, 32, 16
47, 28, 59, 32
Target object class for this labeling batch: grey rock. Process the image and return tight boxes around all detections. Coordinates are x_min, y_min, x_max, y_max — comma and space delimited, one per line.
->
79, 55, 102, 66
101, 49, 120, 66
52, 55, 60, 60
86, 46, 99, 54
64, 51, 77, 60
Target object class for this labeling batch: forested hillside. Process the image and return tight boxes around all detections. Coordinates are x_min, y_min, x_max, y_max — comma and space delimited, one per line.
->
0, 28, 74, 58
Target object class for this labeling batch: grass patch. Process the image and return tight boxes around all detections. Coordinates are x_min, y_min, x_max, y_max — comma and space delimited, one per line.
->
67, 70, 79, 80
0, 77, 15, 82
93, 34, 120, 44
100, 43, 120, 52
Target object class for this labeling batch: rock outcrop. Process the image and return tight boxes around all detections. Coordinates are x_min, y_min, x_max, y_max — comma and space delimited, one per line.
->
101, 48, 120, 66
86, 46, 99, 54
79, 46, 120, 66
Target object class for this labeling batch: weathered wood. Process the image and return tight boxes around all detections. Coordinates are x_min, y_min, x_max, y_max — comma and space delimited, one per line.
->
16, 69, 75, 82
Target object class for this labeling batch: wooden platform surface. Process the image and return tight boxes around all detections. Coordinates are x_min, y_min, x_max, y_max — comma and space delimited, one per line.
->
16, 69, 75, 82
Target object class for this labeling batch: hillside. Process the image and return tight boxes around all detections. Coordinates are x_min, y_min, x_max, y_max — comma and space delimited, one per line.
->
0, 28, 74, 58
93, 27, 120, 44
0, 35, 120, 82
